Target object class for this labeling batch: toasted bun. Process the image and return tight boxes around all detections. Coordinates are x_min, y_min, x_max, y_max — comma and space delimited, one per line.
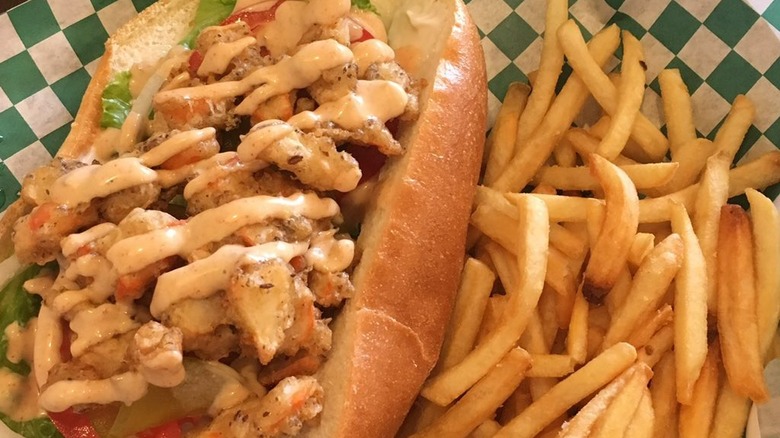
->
309, 1, 486, 436
1, 1, 486, 436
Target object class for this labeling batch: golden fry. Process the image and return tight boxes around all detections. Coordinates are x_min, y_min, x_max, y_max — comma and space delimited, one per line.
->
678, 341, 719, 438
649, 138, 717, 196
556, 20, 668, 160
484, 83, 531, 185
717, 204, 769, 403
709, 382, 752, 438
659, 69, 696, 155
714, 95, 755, 161
626, 304, 673, 349
421, 197, 548, 406
567, 287, 589, 364
582, 154, 640, 304
637, 325, 674, 368
534, 162, 678, 191
493, 343, 637, 438
650, 352, 679, 438
492, 25, 621, 192
589, 363, 653, 438
625, 389, 655, 438
746, 188, 780, 362
596, 31, 646, 160
693, 152, 730, 313
627, 232, 655, 269
412, 348, 532, 438
670, 201, 708, 404
470, 420, 502, 438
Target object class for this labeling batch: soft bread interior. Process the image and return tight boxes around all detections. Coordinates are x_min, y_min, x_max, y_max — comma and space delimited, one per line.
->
310, 0, 485, 436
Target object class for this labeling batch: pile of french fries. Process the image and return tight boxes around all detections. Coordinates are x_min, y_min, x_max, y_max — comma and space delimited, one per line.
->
399, 2, 780, 437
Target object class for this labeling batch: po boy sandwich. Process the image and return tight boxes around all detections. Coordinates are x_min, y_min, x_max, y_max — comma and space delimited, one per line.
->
0, 0, 486, 436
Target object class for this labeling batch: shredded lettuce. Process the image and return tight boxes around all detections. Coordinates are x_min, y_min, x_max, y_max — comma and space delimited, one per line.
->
181, 0, 238, 49
0, 265, 62, 438
352, 0, 378, 14
100, 71, 133, 129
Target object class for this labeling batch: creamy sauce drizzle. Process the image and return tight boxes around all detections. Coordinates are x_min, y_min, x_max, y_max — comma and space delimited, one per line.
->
38, 372, 148, 413
33, 305, 61, 388
183, 155, 268, 199
151, 241, 307, 316
306, 231, 354, 272
0, 369, 43, 421
4, 320, 35, 365
199, 36, 257, 77
69, 303, 139, 357
60, 223, 117, 257
49, 129, 216, 207
52, 254, 118, 315
156, 39, 353, 116
107, 193, 337, 275
351, 39, 395, 76
288, 79, 408, 130
260, 0, 351, 57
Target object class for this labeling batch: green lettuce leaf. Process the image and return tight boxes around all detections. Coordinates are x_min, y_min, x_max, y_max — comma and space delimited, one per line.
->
351, 0, 378, 13
181, 0, 238, 49
0, 265, 62, 438
0, 265, 43, 375
0, 415, 61, 438
100, 71, 133, 129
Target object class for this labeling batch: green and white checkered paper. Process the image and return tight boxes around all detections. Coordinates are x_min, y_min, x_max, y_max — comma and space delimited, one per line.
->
0, 0, 779, 210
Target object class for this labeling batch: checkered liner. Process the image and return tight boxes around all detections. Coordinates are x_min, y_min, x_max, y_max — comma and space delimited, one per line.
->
0, 0, 779, 212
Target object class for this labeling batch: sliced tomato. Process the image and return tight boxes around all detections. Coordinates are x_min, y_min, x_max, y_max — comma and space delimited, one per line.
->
353, 28, 374, 43
137, 419, 182, 438
344, 144, 387, 184
222, 0, 284, 31
48, 409, 99, 438
188, 50, 204, 76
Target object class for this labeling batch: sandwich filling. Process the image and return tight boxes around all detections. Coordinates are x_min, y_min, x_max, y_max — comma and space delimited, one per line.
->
0, 0, 421, 436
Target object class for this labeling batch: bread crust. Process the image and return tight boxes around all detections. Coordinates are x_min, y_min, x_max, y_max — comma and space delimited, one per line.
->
311, 1, 486, 436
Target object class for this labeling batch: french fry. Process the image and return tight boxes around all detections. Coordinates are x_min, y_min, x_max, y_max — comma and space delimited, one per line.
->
545, 247, 577, 298
604, 266, 632, 317
693, 152, 730, 313
596, 31, 646, 160
567, 287, 589, 364
469, 420, 502, 438
649, 138, 717, 196
556, 20, 668, 160
589, 363, 653, 438
678, 341, 719, 438
714, 95, 755, 161
627, 232, 655, 269
533, 162, 679, 191
659, 69, 696, 155
519, 312, 559, 400
670, 201, 709, 404
582, 154, 640, 304
513, 0, 568, 154
498, 385, 532, 425
435, 258, 496, 372
650, 352, 679, 438
637, 325, 674, 368
553, 136, 578, 167
505, 193, 603, 222
746, 188, 780, 362
549, 223, 588, 261
526, 355, 576, 378
625, 389, 655, 438
532, 182, 557, 195
412, 348, 532, 438
398, 399, 448, 437
709, 381, 752, 438
558, 365, 637, 437
537, 287, 560, 348
492, 25, 621, 192
484, 83, 531, 185
477, 295, 507, 346
493, 343, 637, 438
602, 234, 682, 349
421, 197, 549, 406
626, 304, 673, 349
717, 204, 769, 403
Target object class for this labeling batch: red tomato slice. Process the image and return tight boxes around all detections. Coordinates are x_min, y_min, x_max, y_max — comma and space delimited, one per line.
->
222, 0, 284, 31
48, 409, 99, 438
188, 50, 204, 75
137, 420, 182, 438
353, 28, 374, 43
